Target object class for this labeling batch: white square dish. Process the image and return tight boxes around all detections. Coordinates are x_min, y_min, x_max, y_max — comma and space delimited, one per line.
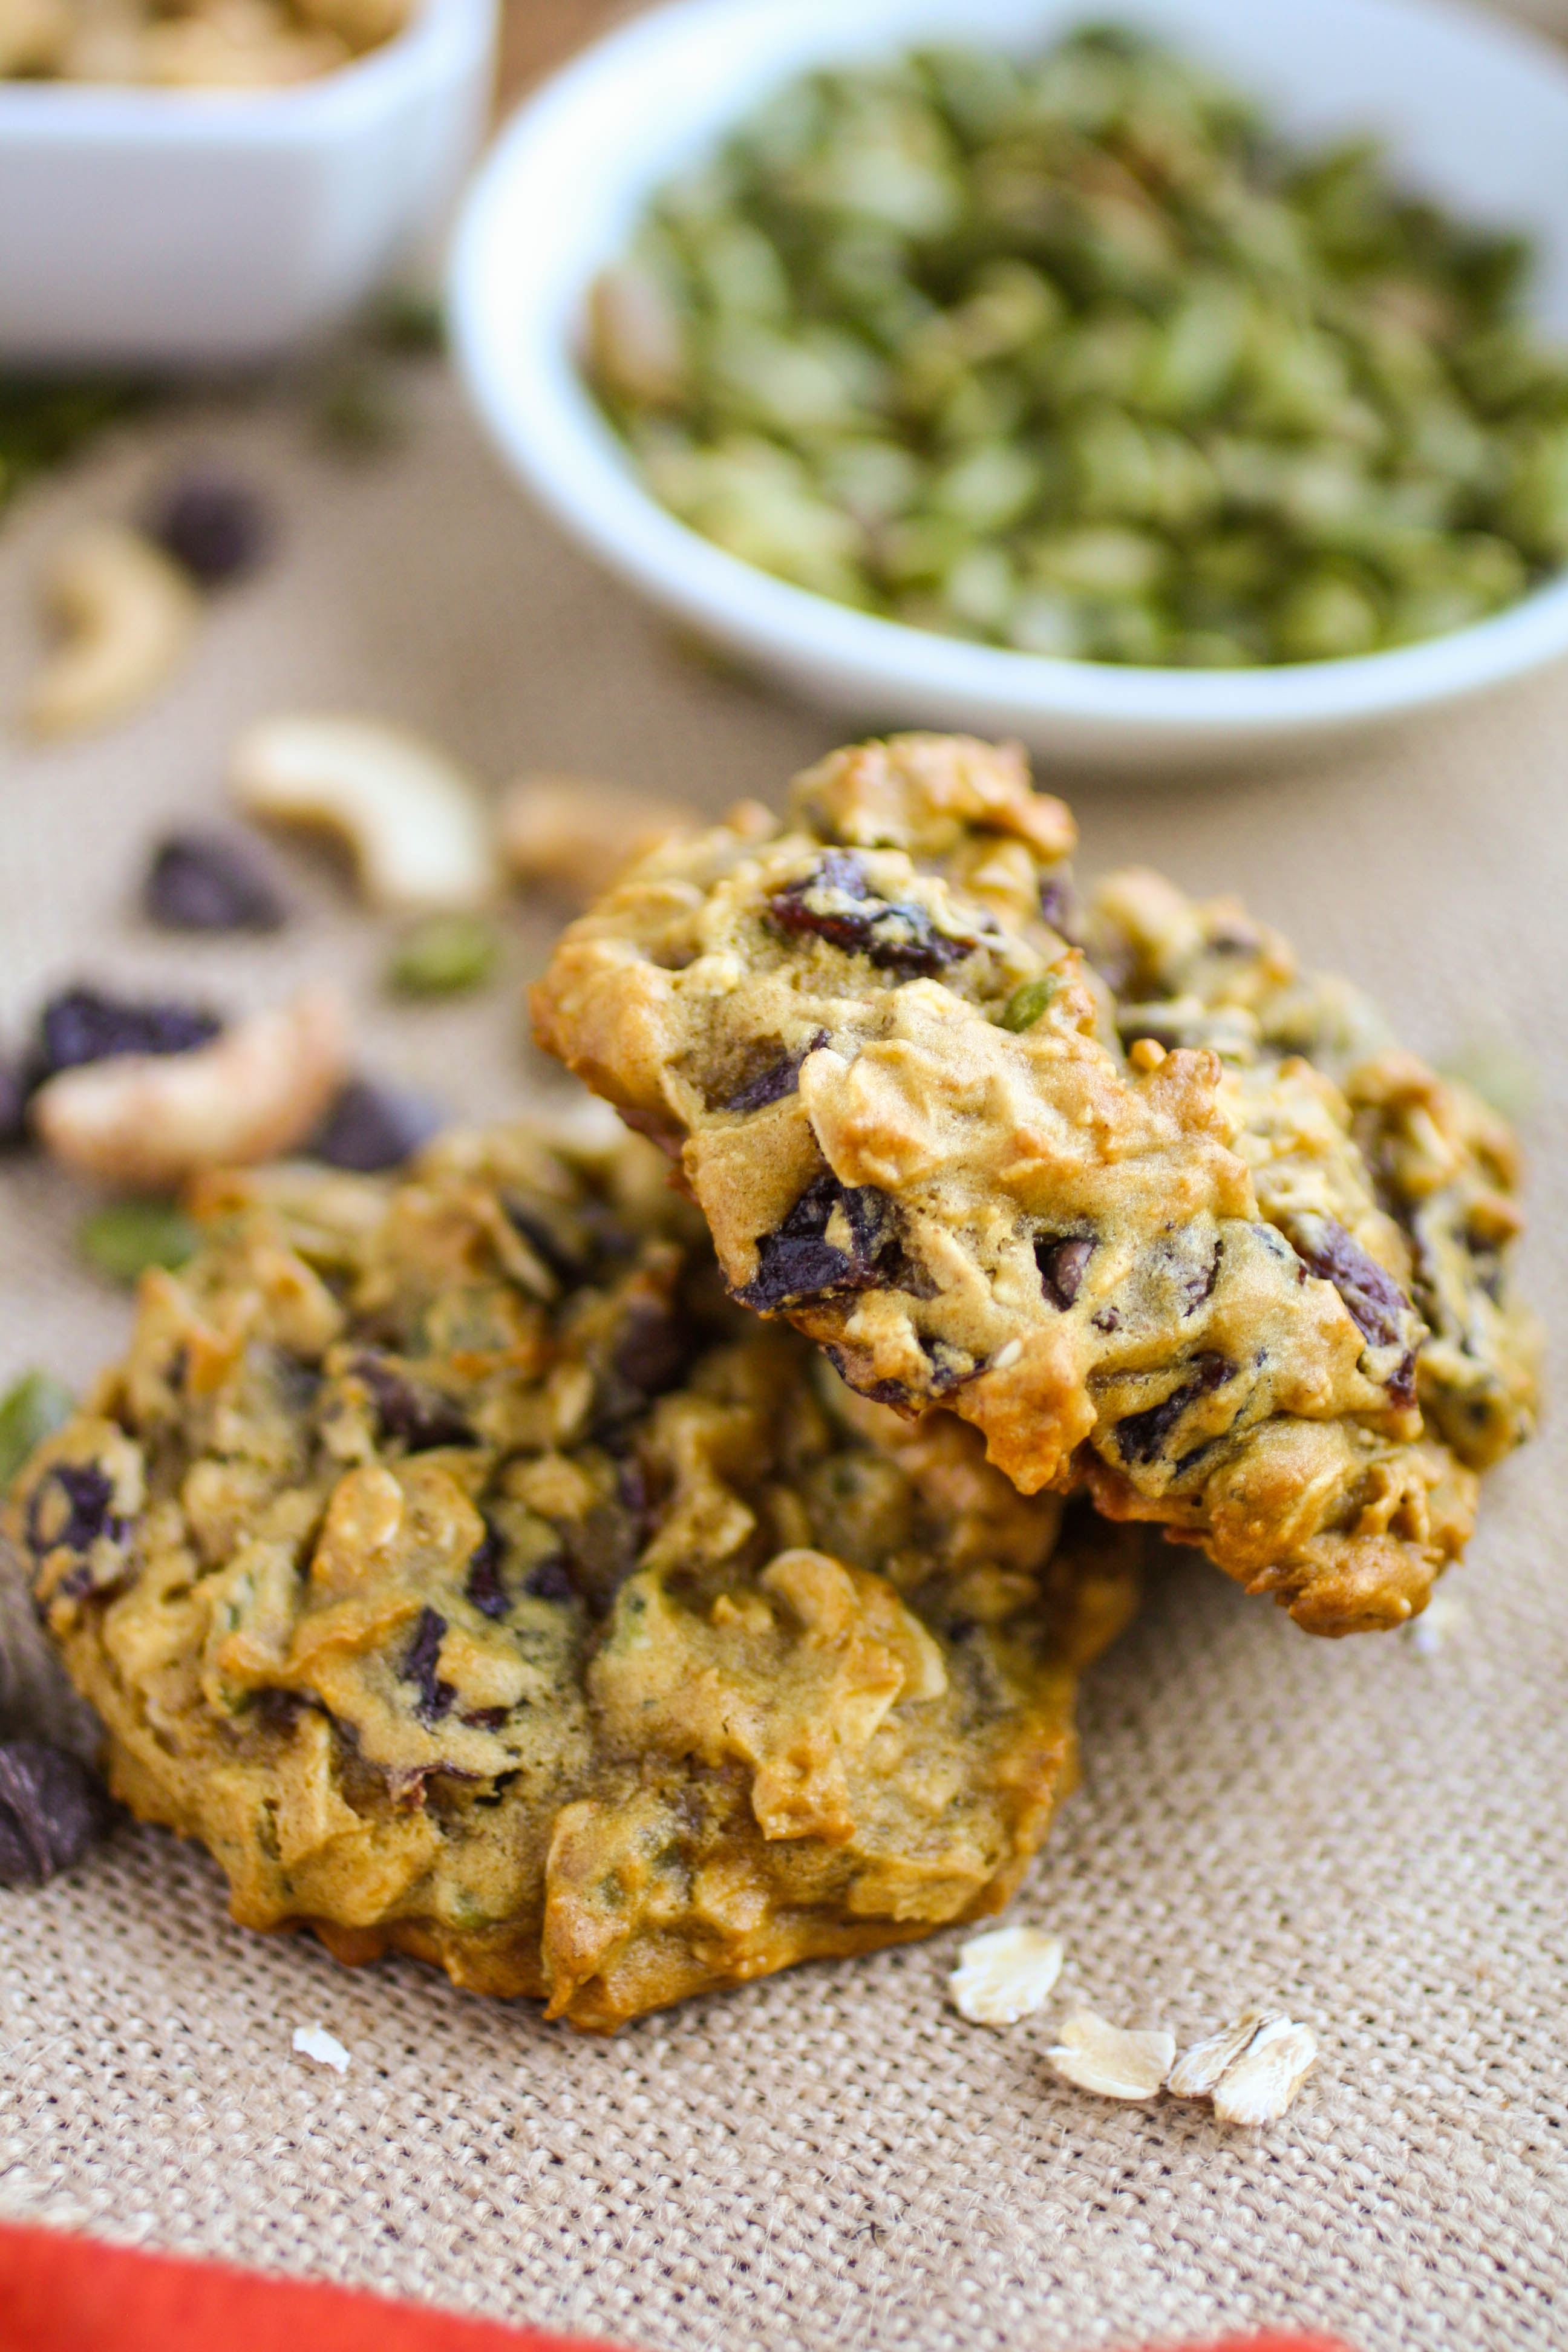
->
0, 0, 495, 368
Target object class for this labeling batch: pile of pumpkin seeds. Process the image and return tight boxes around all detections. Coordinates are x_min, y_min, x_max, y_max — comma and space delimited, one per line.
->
586, 22, 1568, 667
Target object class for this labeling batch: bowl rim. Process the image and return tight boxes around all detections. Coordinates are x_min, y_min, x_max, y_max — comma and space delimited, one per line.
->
0, 0, 493, 136
449, 0, 1568, 741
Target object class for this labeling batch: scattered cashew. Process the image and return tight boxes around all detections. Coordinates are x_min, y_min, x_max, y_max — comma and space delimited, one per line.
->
24, 523, 201, 739
498, 774, 694, 901
0, 0, 71, 75
32, 988, 349, 1191
232, 714, 501, 911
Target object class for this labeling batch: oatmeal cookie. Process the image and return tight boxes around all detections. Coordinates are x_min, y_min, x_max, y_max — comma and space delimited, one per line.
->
1088, 868, 1540, 1475
533, 734, 1532, 1635
8, 1120, 1134, 2033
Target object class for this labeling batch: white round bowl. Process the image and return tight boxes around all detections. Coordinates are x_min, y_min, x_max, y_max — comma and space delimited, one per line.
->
451, 0, 1568, 774
0, 0, 496, 368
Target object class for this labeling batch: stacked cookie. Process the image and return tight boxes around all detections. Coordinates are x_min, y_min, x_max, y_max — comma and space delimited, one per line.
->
535, 735, 1536, 1637
11, 736, 1535, 2028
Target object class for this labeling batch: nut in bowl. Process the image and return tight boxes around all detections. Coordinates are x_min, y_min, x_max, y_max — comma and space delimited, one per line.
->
0, 0, 496, 365
450, 0, 1568, 773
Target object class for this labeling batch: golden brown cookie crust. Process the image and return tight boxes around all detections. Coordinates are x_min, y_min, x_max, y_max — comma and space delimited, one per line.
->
9, 1120, 1135, 2030
533, 735, 1532, 1635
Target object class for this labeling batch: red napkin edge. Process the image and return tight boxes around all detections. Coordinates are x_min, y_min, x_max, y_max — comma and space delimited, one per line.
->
0, 2220, 1359, 2352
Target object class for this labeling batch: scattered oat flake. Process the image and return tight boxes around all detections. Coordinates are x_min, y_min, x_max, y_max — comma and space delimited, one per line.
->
1212, 2016, 1317, 2126
950, 1925, 1063, 2025
1166, 2009, 1285, 2102
292, 2023, 350, 2073
1047, 2009, 1175, 2100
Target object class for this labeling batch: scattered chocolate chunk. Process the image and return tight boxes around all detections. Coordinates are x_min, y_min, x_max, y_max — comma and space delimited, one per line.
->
1285, 1212, 1422, 1396
352, 1353, 473, 1452
1116, 1354, 1236, 1466
0, 1056, 25, 1149
307, 1079, 443, 1172
402, 1607, 455, 1722
737, 1171, 900, 1311
465, 1524, 511, 1619
722, 1029, 830, 1113
142, 829, 288, 933
524, 1556, 576, 1602
766, 852, 976, 979
145, 472, 271, 587
0, 1742, 113, 1887
462, 1707, 511, 1732
1036, 1234, 1094, 1309
27, 987, 221, 1090
26, 1460, 116, 1558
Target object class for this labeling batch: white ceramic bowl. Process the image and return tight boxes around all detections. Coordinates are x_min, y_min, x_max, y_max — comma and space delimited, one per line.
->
0, 0, 495, 368
451, 0, 1568, 774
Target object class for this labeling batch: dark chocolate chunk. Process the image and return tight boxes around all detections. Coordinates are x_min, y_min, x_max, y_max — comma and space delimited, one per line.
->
145, 472, 271, 587
564, 1505, 640, 1615
402, 1607, 455, 1722
465, 1524, 510, 1620
351, 1353, 472, 1452
825, 1349, 915, 1411
1037, 877, 1081, 942
1184, 1239, 1221, 1313
253, 1688, 312, 1733
0, 1741, 113, 1887
1285, 1212, 1422, 1400
462, 1707, 511, 1732
1116, 1353, 1236, 1466
26, 1460, 116, 1558
723, 1029, 830, 1113
0, 1056, 25, 1150
28, 987, 221, 1089
504, 1197, 592, 1285
1036, 1233, 1093, 1310
766, 852, 977, 979
737, 1171, 900, 1310
142, 829, 288, 933
612, 1300, 691, 1397
307, 1079, 443, 1172
523, 1556, 576, 1603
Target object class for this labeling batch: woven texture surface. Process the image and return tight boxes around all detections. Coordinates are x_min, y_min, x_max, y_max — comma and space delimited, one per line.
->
0, 365, 1564, 2352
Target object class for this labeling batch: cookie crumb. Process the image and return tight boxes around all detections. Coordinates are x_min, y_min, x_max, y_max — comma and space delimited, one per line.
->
1047, 2009, 1174, 2100
949, 1924, 1063, 2025
292, 2023, 350, 2073
1406, 1592, 1468, 1656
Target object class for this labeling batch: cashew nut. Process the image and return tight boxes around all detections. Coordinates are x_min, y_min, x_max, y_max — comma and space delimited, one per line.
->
498, 774, 694, 901
25, 523, 201, 739
0, 0, 70, 75
32, 988, 349, 1191
232, 715, 501, 911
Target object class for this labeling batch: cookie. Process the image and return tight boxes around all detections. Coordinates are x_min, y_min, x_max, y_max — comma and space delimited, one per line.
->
9, 1120, 1135, 2033
532, 734, 1533, 1635
1088, 867, 1540, 1475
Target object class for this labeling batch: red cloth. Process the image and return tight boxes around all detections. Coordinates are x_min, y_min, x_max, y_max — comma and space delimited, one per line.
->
0, 2221, 1356, 2352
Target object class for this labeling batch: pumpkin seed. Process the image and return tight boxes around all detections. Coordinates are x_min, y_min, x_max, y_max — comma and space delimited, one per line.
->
585, 21, 1568, 666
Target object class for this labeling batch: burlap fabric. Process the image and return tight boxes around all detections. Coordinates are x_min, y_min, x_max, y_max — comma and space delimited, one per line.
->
0, 345, 1564, 2351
